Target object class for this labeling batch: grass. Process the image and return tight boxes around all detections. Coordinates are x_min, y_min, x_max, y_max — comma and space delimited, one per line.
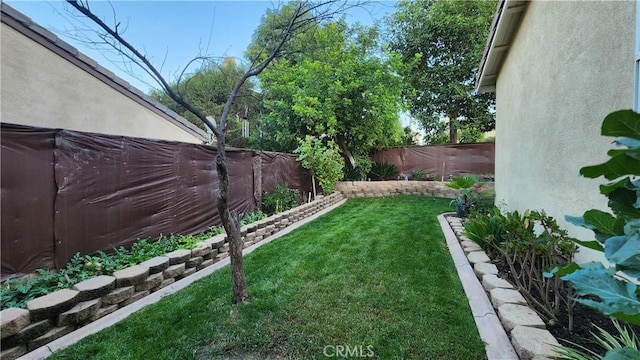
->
49, 196, 486, 360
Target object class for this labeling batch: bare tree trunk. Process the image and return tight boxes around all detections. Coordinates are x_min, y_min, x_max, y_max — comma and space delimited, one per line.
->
215, 141, 248, 304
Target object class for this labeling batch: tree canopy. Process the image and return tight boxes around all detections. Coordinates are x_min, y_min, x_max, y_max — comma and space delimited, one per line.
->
150, 58, 262, 148
387, 0, 497, 144
251, 17, 406, 167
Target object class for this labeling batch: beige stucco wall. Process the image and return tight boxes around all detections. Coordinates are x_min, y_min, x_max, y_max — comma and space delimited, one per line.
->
495, 0, 635, 262
1, 23, 203, 144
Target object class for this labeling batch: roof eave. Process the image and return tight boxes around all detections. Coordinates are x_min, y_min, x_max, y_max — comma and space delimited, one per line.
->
475, 0, 529, 94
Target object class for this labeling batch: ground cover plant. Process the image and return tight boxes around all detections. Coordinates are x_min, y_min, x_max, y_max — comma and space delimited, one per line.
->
49, 196, 486, 360
262, 185, 301, 215
1, 228, 219, 310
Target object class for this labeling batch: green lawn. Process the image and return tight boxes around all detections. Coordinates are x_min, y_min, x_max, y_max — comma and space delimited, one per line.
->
49, 196, 486, 360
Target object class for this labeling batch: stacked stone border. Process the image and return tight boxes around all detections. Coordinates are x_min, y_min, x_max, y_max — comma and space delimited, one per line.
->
336, 180, 461, 198
0, 193, 345, 360
443, 214, 561, 360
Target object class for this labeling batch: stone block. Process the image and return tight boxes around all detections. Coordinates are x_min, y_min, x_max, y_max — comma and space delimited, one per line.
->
113, 265, 149, 287
156, 277, 175, 290
140, 256, 170, 274
498, 304, 545, 332
136, 272, 163, 292
58, 298, 102, 326
119, 290, 149, 307
197, 259, 214, 271
186, 256, 203, 268
466, 251, 491, 264
177, 267, 196, 280
27, 289, 79, 321
90, 304, 118, 321
101, 286, 134, 305
481, 274, 513, 291
204, 235, 225, 249
511, 326, 560, 360
461, 240, 481, 250
0, 346, 26, 360
459, 235, 472, 242
474, 263, 499, 278
215, 252, 229, 261
163, 263, 186, 279
28, 326, 74, 351
4, 320, 51, 347
165, 249, 191, 265
1, 308, 30, 339
191, 244, 212, 258
72, 275, 116, 301
220, 243, 230, 253
490, 288, 527, 308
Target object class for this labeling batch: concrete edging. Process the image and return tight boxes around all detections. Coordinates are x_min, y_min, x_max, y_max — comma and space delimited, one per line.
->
19, 199, 348, 360
438, 213, 519, 360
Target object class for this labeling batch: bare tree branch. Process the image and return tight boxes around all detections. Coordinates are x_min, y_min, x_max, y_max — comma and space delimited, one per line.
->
64, 0, 367, 305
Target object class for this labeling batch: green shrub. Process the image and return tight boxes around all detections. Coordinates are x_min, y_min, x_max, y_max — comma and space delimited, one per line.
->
294, 136, 345, 194
446, 175, 479, 190
262, 185, 300, 215
1, 227, 224, 310
463, 209, 578, 328
410, 169, 427, 180
240, 210, 267, 226
369, 162, 399, 181
344, 156, 373, 181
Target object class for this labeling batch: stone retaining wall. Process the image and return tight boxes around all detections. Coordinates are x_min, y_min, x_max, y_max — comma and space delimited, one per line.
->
0, 193, 345, 360
446, 215, 561, 360
335, 181, 493, 199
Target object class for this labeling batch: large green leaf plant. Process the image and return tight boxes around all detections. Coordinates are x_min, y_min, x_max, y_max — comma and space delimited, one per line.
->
552, 110, 640, 330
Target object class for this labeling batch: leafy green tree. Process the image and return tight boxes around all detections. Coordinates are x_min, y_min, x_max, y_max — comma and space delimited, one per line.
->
402, 126, 419, 146
150, 58, 262, 148
251, 18, 406, 167
294, 135, 345, 195
388, 0, 497, 144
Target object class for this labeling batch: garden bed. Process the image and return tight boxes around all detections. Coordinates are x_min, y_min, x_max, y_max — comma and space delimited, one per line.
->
0, 193, 344, 360
446, 214, 640, 358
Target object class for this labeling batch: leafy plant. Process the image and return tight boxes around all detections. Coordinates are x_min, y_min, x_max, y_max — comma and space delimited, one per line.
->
464, 209, 578, 328
553, 320, 640, 360
369, 162, 399, 181
410, 169, 427, 180
549, 110, 640, 326
240, 210, 267, 226
294, 135, 345, 194
262, 185, 301, 215
446, 175, 479, 190
343, 156, 372, 181
1, 227, 222, 310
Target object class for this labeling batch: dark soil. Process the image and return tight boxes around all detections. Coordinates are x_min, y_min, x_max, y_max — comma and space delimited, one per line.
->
493, 261, 640, 355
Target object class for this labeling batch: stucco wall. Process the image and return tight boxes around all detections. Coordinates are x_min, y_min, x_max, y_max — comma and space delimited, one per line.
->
495, 0, 635, 262
1, 22, 203, 144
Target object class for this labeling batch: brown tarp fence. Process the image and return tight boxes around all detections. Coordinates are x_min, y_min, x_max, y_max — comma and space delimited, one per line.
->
370, 143, 495, 180
1, 124, 311, 280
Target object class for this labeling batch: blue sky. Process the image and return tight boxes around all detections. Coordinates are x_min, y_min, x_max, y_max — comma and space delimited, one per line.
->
6, 1, 397, 93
